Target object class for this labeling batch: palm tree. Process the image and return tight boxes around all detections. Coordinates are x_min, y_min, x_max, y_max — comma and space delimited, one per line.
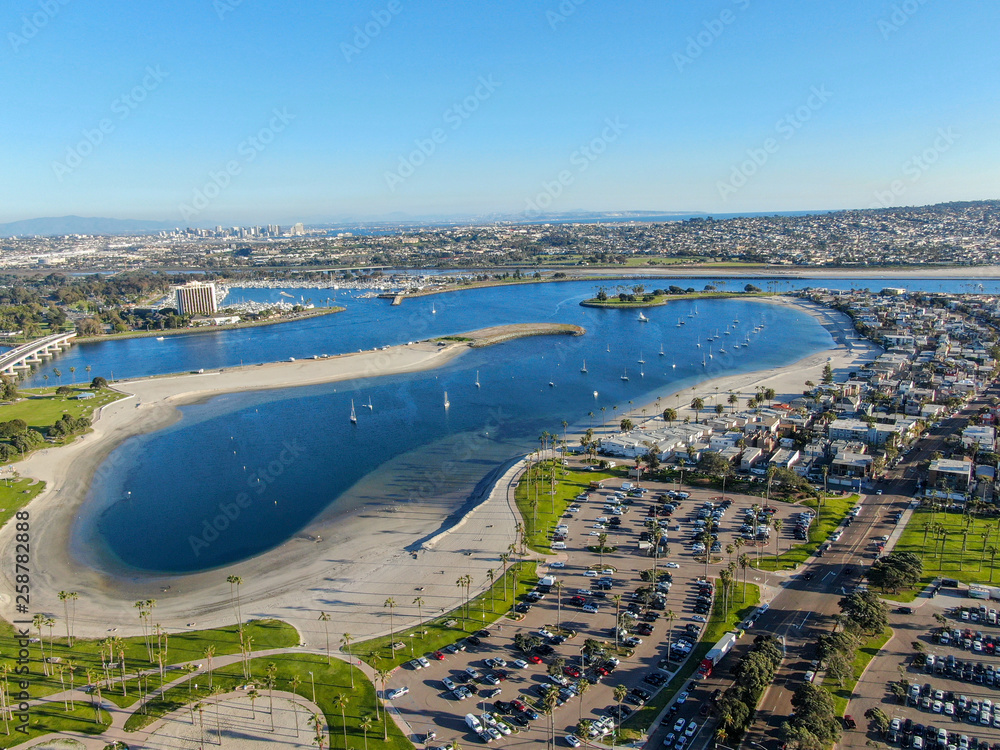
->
665, 609, 677, 657
383, 598, 397, 653
359, 714, 374, 750
662, 407, 677, 426
499, 553, 511, 601
738, 553, 751, 601
773, 518, 783, 560
226, 575, 244, 631
248, 687, 259, 719
333, 693, 349, 749
32, 614, 47, 675
375, 668, 390, 739
597, 532, 608, 567
309, 712, 327, 750
289, 674, 303, 736
319, 612, 331, 664
691, 397, 705, 423
989, 546, 999, 583
341, 634, 355, 688
577, 679, 591, 722
613, 684, 629, 747
204, 644, 216, 688
486, 570, 495, 612
265, 662, 278, 732
728, 392, 739, 412
58, 590, 76, 646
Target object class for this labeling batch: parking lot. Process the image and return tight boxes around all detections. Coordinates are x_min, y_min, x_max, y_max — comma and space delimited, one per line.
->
385, 465, 800, 747
845, 589, 1000, 750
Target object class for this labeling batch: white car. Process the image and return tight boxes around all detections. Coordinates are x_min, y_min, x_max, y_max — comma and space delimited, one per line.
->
550, 561, 566, 568
673, 719, 686, 733
684, 721, 698, 737
691, 615, 707, 623
417, 657, 431, 668
676, 691, 689, 703
804, 671, 815, 683
442, 677, 457, 691
584, 570, 599, 577
538, 629, 554, 639
583, 603, 599, 613
512, 659, 528, 669
666, 562, 680, 568
386, 686, 409, 699
565, 736, 582, 748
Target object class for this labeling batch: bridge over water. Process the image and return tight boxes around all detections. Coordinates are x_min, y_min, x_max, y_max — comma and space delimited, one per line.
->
0, 332, 76, 377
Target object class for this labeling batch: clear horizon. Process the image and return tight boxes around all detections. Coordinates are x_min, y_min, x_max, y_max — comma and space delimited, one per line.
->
2, 1, 997, 225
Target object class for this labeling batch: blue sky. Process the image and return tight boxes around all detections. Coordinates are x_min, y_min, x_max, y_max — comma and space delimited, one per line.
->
1, 0, 996, 224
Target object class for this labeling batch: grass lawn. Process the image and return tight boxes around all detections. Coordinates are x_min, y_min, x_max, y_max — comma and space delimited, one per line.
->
355, 561, 539, 671
0, 477, 45, 531
757, 494, 860, 572
515, 463, 616, 554
619, 583, 760, 740
122, 652, 413, 749
822, 627, 893, 716
0, 617, 298, 747
2, 386, 122, 431
894, 508, 1000, 586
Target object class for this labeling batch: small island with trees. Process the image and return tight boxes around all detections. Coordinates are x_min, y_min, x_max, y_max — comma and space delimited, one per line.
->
580, 283, 767, 308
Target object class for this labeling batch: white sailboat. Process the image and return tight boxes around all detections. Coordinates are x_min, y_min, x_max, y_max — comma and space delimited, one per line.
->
659, 344, 665, 356
638, 352, 645, 365
475, 370, 481, 387
621, 368, 629, 382
365, 397, 373, 410
580, 360, 587, 373
606, 344, 611, 353
431, 302, 436, 314
701, 355, 707, 367
443, 391, 450, 409
676, 318, 683, 327
709, 346, 713, 360
350, 400, 357, 424
638, 311, 649, 322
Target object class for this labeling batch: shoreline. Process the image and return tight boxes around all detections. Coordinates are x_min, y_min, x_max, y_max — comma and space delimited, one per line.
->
0, 325, 568, 644
0, 301, 871, 651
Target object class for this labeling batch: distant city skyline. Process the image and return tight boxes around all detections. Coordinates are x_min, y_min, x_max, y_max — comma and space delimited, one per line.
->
2, 1, 997, 224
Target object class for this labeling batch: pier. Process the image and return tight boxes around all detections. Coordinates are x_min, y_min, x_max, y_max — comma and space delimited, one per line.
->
0, 331, 76, 376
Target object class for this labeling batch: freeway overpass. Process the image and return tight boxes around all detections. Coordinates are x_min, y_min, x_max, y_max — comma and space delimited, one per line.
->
0, 332, 76, 377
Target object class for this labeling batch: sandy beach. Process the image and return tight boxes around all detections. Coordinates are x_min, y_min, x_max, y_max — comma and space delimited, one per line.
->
0, 302, 870, 651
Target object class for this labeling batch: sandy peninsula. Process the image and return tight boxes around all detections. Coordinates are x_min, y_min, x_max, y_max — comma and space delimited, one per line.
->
0, 324, 581, 645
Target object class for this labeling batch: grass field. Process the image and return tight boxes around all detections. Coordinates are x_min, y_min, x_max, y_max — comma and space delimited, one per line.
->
122, 652, 413, 749
620, 583, 760, 739
355, 561, 539, 671
0, 618, 298, 747
515, 463, 616, 554
894, 508, 1000, 586
822, 627, 893, 716
757, 494, 860, 571
0, 477, 45, 531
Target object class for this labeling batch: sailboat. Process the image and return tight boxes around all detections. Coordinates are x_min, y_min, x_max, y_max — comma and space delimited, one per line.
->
621, 368, 629, 382
606, 344, 611, 353
638, 352, 645, 365
431, 302, 436, 314
350, 400, 357, 424
676, 318, 684, 327
475, 370, 481, 387
709, 346, 714, 360
659, 344, 665, 356
365, 397, 373, 410
443, 391, 450, 409
701, 355, 707, 367
580, 360, 588, 373
637, 311, 649, 322
696, 337, 701, 348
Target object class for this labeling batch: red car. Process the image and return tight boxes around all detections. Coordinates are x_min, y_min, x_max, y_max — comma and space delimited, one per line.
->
563, 666, 581, 678
511, 699, 527, 712
433, 651, 446, 660
529, 655, 544, 664
569, 596, 586, 607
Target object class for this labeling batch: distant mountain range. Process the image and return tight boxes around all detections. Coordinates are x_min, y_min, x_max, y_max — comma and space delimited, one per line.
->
0, 215, 177, 238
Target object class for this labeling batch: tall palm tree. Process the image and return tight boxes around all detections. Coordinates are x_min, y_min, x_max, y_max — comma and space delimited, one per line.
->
309, 712, 327, 750
318, 612, 332, 664
359, 714, 373, 750
499, 553, 511, 601
226, 575, 244, 631
375, 668, 390, 739
728, 392, 739, 412
738, 553, 751, 601
691, 397, 705, 423
265, 662, 278, 731
204, 644, 216, 689
486, 570, 495, 612
612, 684, 629, 748
665, 610, 677, 657
341, 633, 355, 688
383, 598, 397, 653
333, 693, 349, 749
32, 614, 47, 675
773, 518, 783, 560
990, 546, 999, 583
289, 674, 303, 736
597, 532, 608, 567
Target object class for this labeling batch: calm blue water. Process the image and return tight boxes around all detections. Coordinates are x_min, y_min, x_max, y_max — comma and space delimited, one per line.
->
51, 275, 994, 575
